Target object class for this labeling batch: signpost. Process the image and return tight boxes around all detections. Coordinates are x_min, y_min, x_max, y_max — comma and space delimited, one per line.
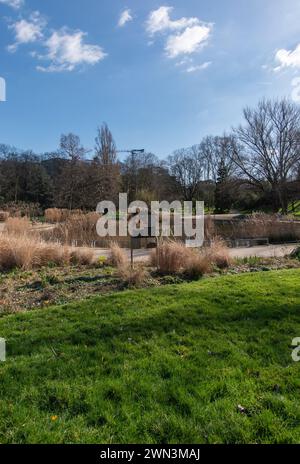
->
130, 236, 141, 268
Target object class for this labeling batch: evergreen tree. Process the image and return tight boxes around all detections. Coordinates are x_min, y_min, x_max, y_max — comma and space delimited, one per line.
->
214, 159, 232, 213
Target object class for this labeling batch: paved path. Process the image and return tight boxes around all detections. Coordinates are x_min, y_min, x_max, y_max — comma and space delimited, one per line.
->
0, 222, 55, 232
229, 244, 297, 259
93, 243, 298, 262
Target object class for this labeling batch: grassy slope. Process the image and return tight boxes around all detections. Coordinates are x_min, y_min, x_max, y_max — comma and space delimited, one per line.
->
0, 269, 300, 444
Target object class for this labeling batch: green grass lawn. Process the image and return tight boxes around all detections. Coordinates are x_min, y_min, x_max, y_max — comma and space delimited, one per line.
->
0, 269, 300, 444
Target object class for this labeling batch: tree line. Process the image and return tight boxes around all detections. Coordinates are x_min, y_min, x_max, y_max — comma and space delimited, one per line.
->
1, 98, 300, 215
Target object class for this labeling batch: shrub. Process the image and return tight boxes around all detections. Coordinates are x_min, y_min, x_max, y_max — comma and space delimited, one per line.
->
5, 217, 31, 235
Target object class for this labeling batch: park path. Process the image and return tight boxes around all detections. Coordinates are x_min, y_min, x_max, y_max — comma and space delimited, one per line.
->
93, 243, 298, 263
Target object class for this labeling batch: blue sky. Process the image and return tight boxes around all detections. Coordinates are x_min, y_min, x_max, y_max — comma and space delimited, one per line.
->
0, 0, 300, 158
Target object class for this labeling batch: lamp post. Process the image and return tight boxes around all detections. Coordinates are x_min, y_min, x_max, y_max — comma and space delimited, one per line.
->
116, 149, 145, 267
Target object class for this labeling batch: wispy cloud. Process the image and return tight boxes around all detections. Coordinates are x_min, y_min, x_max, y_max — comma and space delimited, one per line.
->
271, 44, 300, 103
165, 25, 211, 58
274, 43, 300, 71
36, 28, 107, 72
0, 0, 24, 9
186, 61, 211, 73
8, 11, 45, 52
146, 5, 212, 71
118, 9, 133, 27
146, 6, 198, 35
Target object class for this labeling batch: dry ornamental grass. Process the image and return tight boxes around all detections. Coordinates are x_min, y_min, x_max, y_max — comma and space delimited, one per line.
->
150, 239, 231, 277
109, 242, 128, 268
0, 234, 95, 271
108, 242, 146, 287
5, 217, 31, 235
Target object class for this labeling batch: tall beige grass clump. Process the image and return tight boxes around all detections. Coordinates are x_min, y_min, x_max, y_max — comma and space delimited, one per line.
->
206, 238, 231, 269
151, 239, 231, 277
150, 240, 188, 274
70, 247, 95, 265
109, 242, 128, 268
0, 234, 39, 270
0, 233, 95, 271
45, 208, 62, 223
108, 242, 145, 287
183, 251, 213, 279
45, 208, 70, 223
5, 217, 31, 235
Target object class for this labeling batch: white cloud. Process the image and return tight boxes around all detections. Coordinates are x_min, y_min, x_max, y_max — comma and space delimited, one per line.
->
146, 6, 198, 35
118, 9, 133, 27
8, 11, 45, 52
5, 4, 106, 73
165, 24, 211, 58
274, 44, 300, 71
146, 6, 212, 65
0, 0, 24, 9
186, 61, 211, 73
37, 28, 107, 72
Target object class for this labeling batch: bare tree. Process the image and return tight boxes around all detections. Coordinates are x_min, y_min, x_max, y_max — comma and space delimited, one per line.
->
168, 147, 204, 202
121, 152, 172, 203
199, 135, 237, 182
60, 133, 85, 162
93, 123, 120, 203
95, 122, 117, 164
233, 99, 300, 213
